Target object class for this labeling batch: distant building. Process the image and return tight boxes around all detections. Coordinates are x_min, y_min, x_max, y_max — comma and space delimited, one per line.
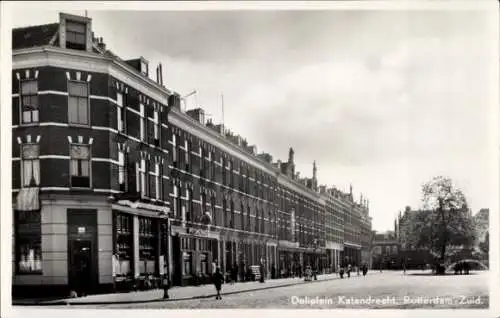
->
370, 230, 399, 270
473, 208, 489, 252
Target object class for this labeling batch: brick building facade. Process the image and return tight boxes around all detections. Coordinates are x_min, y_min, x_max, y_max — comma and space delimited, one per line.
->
11, 13, 372, 297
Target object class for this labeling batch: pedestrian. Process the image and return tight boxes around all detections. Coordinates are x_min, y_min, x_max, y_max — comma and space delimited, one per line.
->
213, 267, 224, 300
347, 264, 352, 278
259, 262, 265, 283
357, 265, 360, 276
162, 275, 170, 299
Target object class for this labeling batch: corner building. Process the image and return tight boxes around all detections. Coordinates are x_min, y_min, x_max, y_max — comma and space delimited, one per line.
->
11, 13, 371, 297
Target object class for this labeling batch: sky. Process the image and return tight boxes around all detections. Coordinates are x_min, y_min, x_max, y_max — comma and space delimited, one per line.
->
8, 3, 497, 231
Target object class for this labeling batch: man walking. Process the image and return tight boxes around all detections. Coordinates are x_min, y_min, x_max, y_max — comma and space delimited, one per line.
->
213, 267, 224, 300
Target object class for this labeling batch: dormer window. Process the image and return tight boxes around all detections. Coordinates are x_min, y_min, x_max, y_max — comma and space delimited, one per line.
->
66, 20, 86, 50
141, 61, 148, 75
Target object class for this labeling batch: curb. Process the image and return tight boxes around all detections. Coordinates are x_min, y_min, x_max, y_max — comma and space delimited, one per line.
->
14, 273, 375, 306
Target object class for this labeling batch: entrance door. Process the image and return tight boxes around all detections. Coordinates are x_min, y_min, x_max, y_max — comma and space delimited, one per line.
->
68, 239, 93, 294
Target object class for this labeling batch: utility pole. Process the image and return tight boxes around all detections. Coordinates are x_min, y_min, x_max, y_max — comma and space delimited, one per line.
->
221, 93, 225, 133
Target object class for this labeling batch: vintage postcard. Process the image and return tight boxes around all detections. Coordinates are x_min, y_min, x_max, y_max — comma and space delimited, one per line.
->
1, 1, 498, 318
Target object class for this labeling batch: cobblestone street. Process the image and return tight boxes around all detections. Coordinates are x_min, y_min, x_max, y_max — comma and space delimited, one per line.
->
67, 270, 488, 309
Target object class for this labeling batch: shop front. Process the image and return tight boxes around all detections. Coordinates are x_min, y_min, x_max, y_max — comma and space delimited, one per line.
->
111, 200, 170, 292
171, 226, 220, 286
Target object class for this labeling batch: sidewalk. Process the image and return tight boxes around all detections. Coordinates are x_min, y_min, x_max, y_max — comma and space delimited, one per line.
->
14, 272, 374, 306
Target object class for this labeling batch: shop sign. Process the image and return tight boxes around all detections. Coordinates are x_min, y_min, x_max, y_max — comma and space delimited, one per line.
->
78, 227, 86, 234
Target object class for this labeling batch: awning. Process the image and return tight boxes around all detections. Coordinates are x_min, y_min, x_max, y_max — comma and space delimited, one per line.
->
16, 187, 40, 211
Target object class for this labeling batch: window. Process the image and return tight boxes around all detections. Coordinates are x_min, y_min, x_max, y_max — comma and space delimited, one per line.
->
230, 200, 234, 228
139, 103, 145, 141
173, 185, 180, 218
66, 20, 86, 50
137, 158, 146, 198
172, 134, 177, 163
114, 213, 133, 277
185, 140, 191, 170
21, 144, 40, 187
176, 136, 183, 168
116, 92, 125, 132
186, 189, 193, 222
247, 206, 251, 231
68, 81, 89, 125
210, 196, 216, 226
201, 193, 207, 219
20, 80, 39, 124
240, 203, 245, 231
183, 252, 192, 276
15, 210, 42, 274
200, 147, 206, 178
222, 199, 227, 227
209, 151, 215, 179
139, 217, 156, 275
154, 163, 160, 200
70, 144, 90, 188
222, 158, 227, 185
141, 61, 148, 75
149, 162, 160, 200
229, 160, 233, 187
200, 253, 208, 275
255, 209, 260, 233
118, 150, 126, 191
153, 110, 159, 146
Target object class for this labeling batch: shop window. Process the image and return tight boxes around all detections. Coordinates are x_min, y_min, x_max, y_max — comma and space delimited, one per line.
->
20, 80, 39, 124
139, 217, 156, 275
15, 210, 42, 274
200, 253, 208, 275
114, 213, 133, 277
70, 144, 91, 188
68, 80, 89, 125
183, 252, 192, 276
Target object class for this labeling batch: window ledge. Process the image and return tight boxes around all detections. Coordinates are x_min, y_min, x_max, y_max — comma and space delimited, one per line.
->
68, 123, 91, 128
18, 123, 40, 128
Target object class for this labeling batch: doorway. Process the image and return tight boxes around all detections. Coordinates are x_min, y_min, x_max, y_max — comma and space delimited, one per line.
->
68, 239, 94, 294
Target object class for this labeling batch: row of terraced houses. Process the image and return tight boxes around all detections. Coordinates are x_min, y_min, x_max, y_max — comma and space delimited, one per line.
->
11, 13, 372, 297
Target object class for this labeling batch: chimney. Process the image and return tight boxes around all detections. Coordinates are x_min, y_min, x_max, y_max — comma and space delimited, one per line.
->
97, 37, 106, 51
159, 63, 164, 86
156, 64, 160, 84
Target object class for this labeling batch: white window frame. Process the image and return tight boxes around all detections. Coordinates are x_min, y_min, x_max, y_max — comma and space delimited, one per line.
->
184, 140, 189, 165
69, 143, 91, 188
20, 80, 39, 125
151, 163, 160, 200
139, 103, 145, 141
153, 110, 159, 141
21, 143, 40, 187
172, 134, 177, 162
173, 185, 179, 217
137, 158, 146, 197
117, 92, 124, 132
118, 150, 125, 186
68, 80, 90, 126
